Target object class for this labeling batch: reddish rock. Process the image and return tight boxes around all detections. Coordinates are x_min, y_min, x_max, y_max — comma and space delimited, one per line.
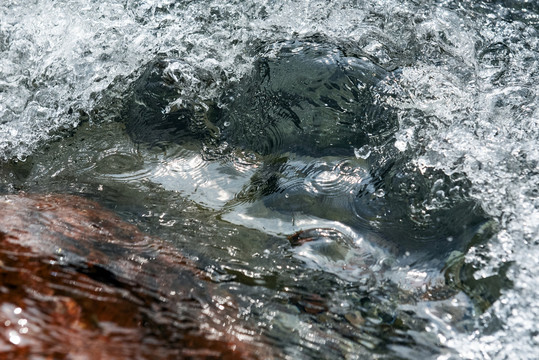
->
0, 193, 274, 359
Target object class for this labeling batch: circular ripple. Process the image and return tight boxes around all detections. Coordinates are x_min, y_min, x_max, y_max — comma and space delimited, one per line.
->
94, 152, 144, 175
217, 40, 398, 157
252, 155, 370, 226
303, 158, 369, 198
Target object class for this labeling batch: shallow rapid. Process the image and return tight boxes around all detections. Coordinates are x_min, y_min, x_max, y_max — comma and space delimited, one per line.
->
1, 1, 538, 359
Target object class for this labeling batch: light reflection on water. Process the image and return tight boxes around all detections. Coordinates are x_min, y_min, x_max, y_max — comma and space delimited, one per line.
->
1, 0, 538, 358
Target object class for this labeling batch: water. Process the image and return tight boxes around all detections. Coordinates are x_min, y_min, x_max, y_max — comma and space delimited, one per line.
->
1, 0, 538, 359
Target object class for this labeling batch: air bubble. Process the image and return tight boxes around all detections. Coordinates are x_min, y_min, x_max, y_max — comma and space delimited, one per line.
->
354, 145, 371, 159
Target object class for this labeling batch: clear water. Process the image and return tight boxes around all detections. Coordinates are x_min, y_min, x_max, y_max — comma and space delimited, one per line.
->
1, 0, 538, 359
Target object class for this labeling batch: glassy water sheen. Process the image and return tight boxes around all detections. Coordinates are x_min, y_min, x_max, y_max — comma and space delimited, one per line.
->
1, 1, 538, 359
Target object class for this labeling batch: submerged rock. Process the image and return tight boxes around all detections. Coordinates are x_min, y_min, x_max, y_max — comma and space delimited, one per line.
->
0, 194, 274, 359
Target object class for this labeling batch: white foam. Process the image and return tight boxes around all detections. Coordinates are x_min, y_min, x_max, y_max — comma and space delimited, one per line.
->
1, 0, 538, 358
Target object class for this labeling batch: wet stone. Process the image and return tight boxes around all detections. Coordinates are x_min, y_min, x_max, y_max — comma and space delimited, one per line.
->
0, 194, 275, 359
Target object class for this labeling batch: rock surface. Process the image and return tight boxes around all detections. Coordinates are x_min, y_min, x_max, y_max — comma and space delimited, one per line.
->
0, 193, 273, 359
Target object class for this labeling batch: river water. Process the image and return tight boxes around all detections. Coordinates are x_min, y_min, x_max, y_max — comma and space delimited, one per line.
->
1, 0, 538, 359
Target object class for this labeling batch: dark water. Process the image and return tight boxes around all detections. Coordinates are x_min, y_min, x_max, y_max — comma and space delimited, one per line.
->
1, 0, 538, 359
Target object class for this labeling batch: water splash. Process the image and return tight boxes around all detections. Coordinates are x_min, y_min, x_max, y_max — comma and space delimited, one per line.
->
1, 0, 538, 359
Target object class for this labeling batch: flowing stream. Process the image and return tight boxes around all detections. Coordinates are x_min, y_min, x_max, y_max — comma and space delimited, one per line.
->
1, 1, 538, 359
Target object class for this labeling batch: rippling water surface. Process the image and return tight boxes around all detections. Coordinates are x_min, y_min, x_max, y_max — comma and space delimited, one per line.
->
1, 0, 538, 359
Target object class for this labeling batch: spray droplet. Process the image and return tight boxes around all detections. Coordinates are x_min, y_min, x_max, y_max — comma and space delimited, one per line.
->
354, 145, 371, 159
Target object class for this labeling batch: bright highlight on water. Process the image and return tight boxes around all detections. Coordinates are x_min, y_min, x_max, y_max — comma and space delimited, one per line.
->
0, 1, 538, 359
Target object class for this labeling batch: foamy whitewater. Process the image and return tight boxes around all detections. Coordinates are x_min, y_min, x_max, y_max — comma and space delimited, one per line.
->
1, 0, 538, 358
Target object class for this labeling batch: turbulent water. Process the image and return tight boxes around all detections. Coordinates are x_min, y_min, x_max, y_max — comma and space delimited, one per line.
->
1, 0, 538, 359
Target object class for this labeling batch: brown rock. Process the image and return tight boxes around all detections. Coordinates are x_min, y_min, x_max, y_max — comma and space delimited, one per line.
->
0, 193, 274, 359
